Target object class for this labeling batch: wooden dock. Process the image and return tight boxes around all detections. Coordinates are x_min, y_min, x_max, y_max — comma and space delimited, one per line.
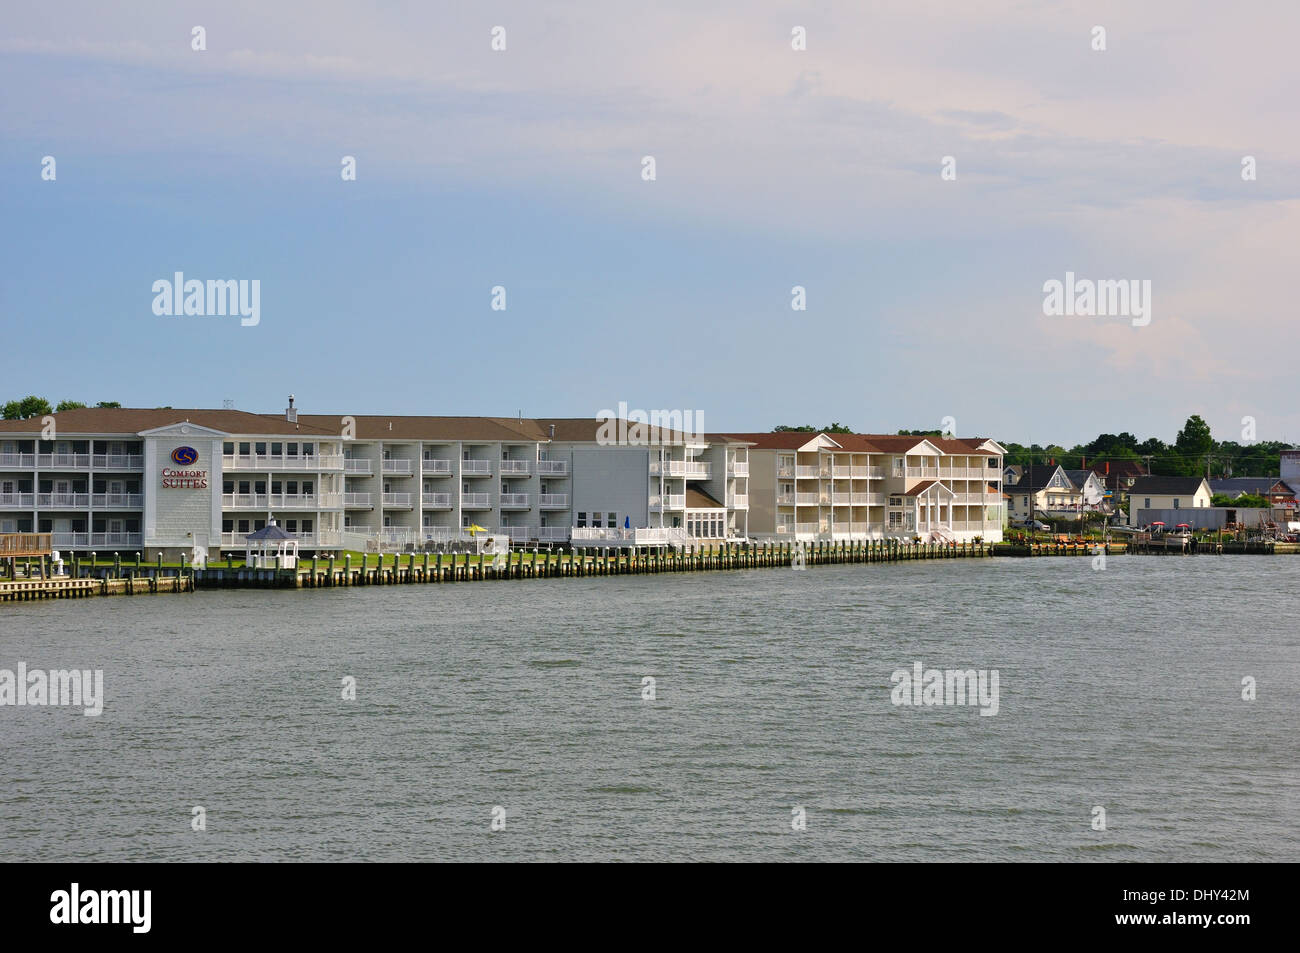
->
0, 574, 193, 602
194, 539, 996, 589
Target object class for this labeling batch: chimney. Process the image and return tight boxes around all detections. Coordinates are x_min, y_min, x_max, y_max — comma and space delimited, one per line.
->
286, 394, 297, 424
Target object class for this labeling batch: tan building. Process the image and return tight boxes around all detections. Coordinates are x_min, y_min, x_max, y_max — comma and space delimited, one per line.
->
720, 432, 1005, 543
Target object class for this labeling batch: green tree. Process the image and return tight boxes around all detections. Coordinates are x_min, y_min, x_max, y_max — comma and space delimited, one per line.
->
2, 396, 53, 419
95, 401, 122, 408
821, 422, 853, 433
772, 424, 817, 432
55, 400, 87, 412
1174, 414, 1214, 476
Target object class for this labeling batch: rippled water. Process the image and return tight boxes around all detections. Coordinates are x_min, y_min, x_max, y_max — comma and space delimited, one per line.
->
1, 556, 1296, 861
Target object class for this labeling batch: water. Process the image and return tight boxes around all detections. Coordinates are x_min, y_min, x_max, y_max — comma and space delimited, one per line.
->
1, 556, 1296, 861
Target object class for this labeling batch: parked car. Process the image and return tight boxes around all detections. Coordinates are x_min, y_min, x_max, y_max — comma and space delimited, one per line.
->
1017, 519, 1050, 532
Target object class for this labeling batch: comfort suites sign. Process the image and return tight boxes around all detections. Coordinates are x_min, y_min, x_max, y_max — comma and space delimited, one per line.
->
160, 445, 209, 489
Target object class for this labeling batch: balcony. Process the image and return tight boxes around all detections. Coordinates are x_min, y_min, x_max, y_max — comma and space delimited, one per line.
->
499, 493, 530, 509
537, 460, 568, 476
270, 493, 339, 509
0, 452, 36, 468
223, 493, 266, 509
381, 459, 413, 475
776, 493, 796, 506
343, 458, 372, 474
461, 460, 492, 476
37, 453, 92, 469
343, 492, 373, 508
796, 465, 827, 479
795, 492, 819, 505
497, 525, 534, 542
0, 493, 35, 508
48, 532, 144, 549
91, 495, 144, 512
538, 494, 568, 509
499, 460, 531, 475
537, 527, 570, 542
421, 493, 452, 509
382, 492, 414, 508
36, 492, 91, 508
650, 460, 711, 478
729, 461, 749, 477
461, 493, 490, 509
777, 465, 795, 478
224, 454, 344, 471
650, 494, 686, 510
906, 466, 940, 479
421, 459, 452, 475
89, 453, 144, 470
726, 494, 748, 509
685, 461, 711, 479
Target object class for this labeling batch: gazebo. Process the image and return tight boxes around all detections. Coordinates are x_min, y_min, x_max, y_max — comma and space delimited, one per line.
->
244, 521, 299, 569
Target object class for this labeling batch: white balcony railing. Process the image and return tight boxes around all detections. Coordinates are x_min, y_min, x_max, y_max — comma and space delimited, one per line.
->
90, 493, 143, 508
382, 492, 413, 507
651, 460, 710, 478
220, 531, 342, 547
48, 532, 144, 549
91, 453, 144, 469
381, 459, 413, 475
776, 493, 796, 506
0, 453, 36, 467
0, 493, 35, 508
222, 493, 267, 508
36, 493, 90, 507
461, 493, 490, 508
343, 492, 372, 507
650, 494, 686, 510
37, 453, 92, 469
538, 494, 568, 508
906, 466, 940, 478
795, 492, 819, 505
729, 461, 750, 477
500, 460, 531, 474
499, 493, 530, 508
343, 458, 372, 474
224, 454, 343, 471
497, 525, 533, 541
537, 460, 568, 476
421, 493, 452, 508
796, 465, 827, 479
727, 494, 748, 508
421, 459, 452, 474
461, 460, 492, 475
537, 526, 570, 541
777, 465, 795, 478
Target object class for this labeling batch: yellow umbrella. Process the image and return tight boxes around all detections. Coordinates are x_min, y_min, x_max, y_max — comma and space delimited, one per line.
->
466, 524, 488, 536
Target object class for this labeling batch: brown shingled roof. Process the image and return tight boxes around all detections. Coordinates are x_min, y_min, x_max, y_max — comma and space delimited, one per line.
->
0, 407, 338, 436
685, 487, 725, 509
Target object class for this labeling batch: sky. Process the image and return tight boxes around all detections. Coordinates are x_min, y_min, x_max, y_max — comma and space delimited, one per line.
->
2, 1, 1297, 448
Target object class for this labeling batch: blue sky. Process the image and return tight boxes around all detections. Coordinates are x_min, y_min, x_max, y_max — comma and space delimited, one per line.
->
2, 1, 1298, 447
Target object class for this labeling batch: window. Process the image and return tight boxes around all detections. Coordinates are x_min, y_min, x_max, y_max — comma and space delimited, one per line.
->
1173, 499, 1180, 509
302, 443, 313, 456
222, 519, 233, 532
223, 442, 234, 455
284, 520, 297, 533
238, 520, 250, 533
577, 512, 587, 528
301, 520, 312, 533
889, 496, 902, 507
255, 442, 267, 456
271, 442, 282, 455
607, 512, 616, 527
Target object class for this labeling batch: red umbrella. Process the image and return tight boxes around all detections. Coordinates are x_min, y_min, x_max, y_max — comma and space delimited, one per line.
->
1150, 521, 1165, 526
1176, 523, 1190, 528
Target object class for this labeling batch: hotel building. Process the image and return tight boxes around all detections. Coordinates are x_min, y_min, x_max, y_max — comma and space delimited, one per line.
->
0, 404, 1003, 559
719, 432, 1006, 542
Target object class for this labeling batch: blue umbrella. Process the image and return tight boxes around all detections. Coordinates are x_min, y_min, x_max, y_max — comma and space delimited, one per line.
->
624, 516, 630, 529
